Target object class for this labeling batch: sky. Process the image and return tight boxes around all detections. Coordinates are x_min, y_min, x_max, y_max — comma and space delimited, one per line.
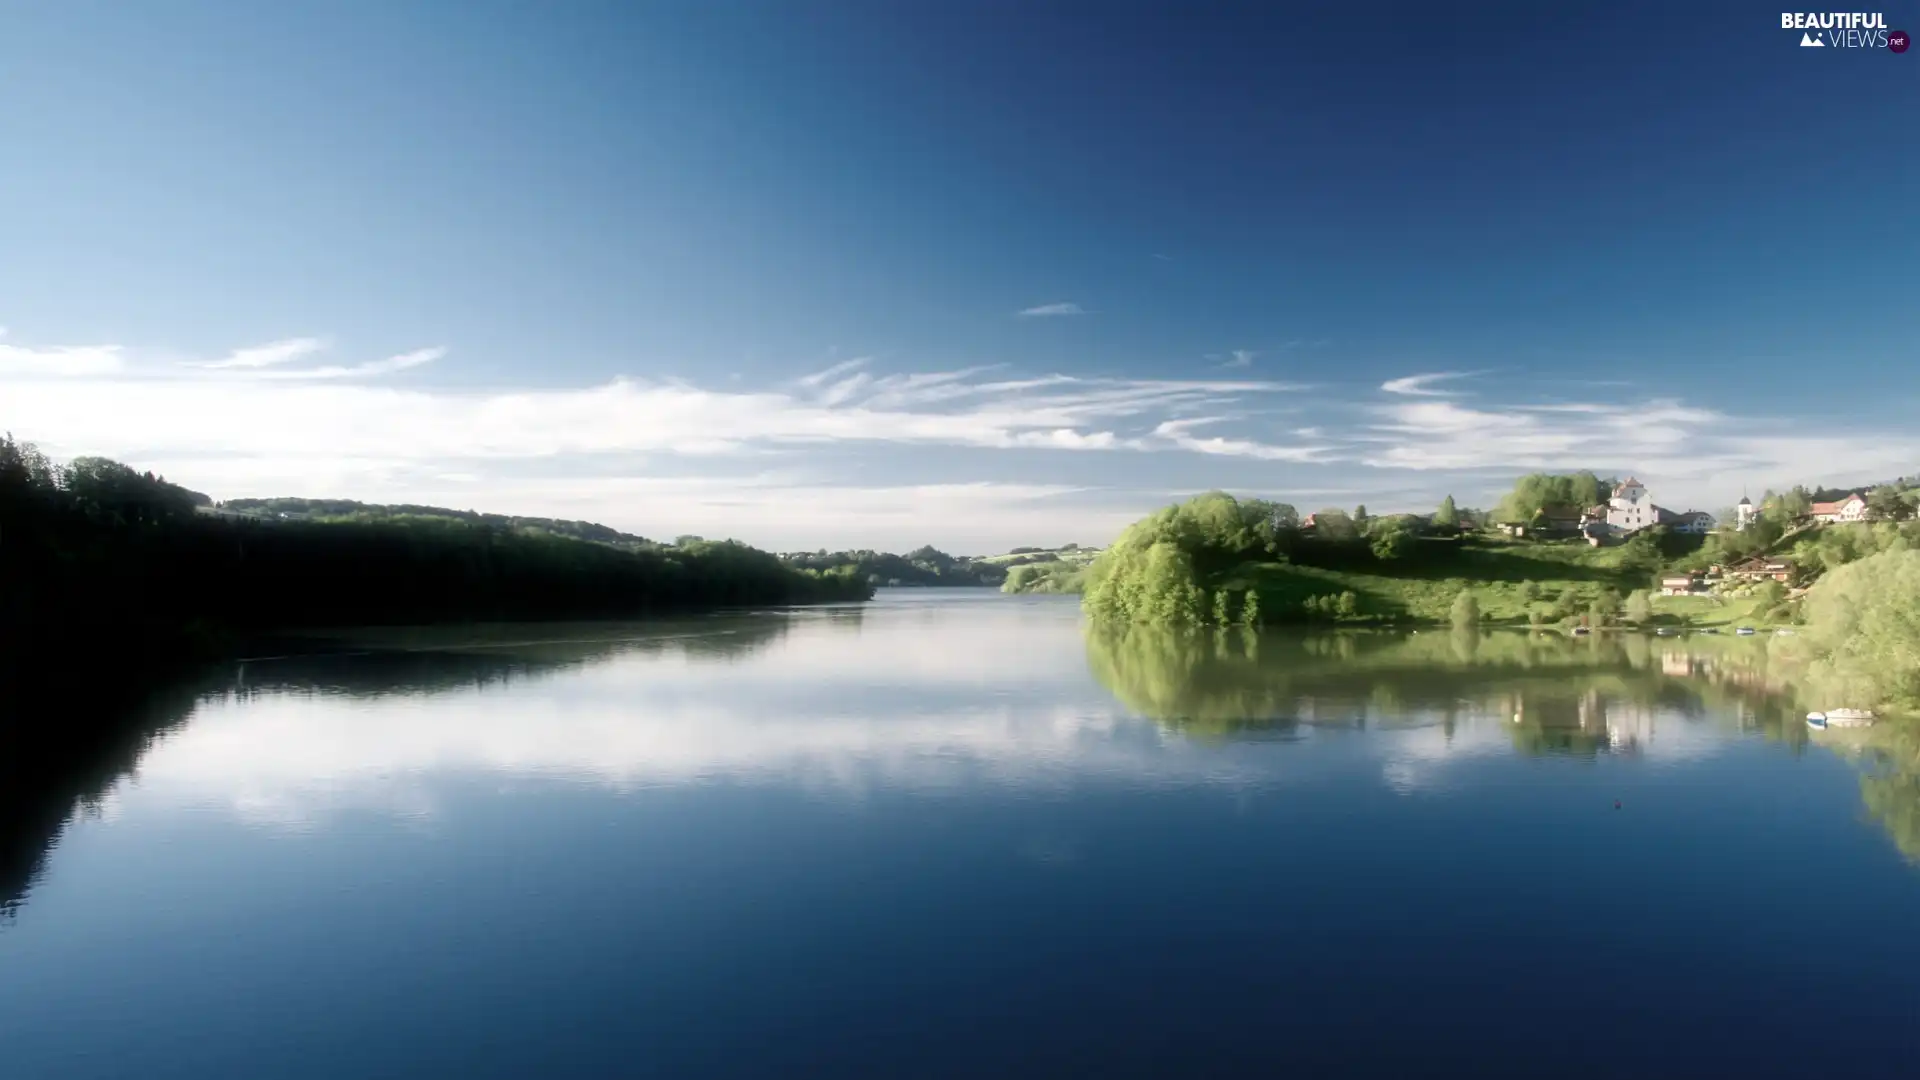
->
3, 1, 1916, 552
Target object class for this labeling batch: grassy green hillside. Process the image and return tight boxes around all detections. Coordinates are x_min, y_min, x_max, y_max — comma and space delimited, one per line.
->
993, 545, 1103, 594
1212, 535, 1658, 624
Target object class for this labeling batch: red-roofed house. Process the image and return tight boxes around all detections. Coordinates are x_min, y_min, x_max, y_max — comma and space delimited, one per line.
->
1810, 493, 1869, 523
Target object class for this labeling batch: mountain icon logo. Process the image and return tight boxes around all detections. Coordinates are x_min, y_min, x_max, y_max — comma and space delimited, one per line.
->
1800, 31, 1825, 46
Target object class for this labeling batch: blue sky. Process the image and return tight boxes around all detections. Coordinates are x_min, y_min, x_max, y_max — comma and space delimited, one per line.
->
4, 2, 1916, 551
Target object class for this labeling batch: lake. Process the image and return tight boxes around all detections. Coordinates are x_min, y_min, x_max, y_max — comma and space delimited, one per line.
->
4, 590, 1920, 1078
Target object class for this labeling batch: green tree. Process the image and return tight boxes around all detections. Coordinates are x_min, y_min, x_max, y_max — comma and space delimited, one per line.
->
1353, 505, 1371, 534
1241, 589, 1261, 627
1312, 509, 1358, 542
1591, 588, 1621, 625
1212, 589, 1231, 625
1450, 589, 1480, 628
1370, 523, 1417, 561
1789, 549, 1920, 710
1553, 586, 1583, 619
1336, 591, 1359, 618
1521, 580, 1542, 603
1624, 589, 1654, 626
1434, 495, 1459, 532
1868, 486, 1915, 522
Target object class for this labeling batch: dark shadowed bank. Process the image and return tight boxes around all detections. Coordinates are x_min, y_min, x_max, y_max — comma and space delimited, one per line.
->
0, 615, 815, 921
0, 435, 872, 683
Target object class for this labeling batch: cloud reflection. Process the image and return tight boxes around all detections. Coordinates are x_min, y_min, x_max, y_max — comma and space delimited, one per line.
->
103, 606, 1756, 828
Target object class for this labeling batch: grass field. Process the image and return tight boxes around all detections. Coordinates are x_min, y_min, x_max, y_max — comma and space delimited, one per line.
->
977, 546, 1103, 567
1208, 534, 1773, 626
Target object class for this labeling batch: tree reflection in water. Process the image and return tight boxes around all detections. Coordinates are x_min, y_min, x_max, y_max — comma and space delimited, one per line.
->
0, 612, 813, 920
1085, 625, 1815, 757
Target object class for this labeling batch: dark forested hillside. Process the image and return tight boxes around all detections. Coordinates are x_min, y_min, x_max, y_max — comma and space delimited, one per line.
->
0, 436, 871, 679
217, 497, 657, 548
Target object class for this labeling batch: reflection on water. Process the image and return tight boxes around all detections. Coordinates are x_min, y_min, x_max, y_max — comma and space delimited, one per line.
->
4, 594, 1920, 1078
1085, 623, 1809, 748
6, 603, 1914, 912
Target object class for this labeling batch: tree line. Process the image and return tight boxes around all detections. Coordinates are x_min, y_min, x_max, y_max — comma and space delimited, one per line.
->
0, 436, 871, 678
781, 545, 1007, 587
1080, 491, 1476, 625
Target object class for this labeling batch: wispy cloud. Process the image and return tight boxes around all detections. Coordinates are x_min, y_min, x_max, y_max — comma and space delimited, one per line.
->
252, 347, 446, 381
201, 337, 327, 370
1380, 371, 1486, 397
9, 332, 1313, 505
1357, 396, 1920, 512
1221, 349, 1256, 369
1017, 302, 1086, 317
1151, 417, 1331, 462
0, 341, 123, 377
11, 325, 1917, 550
795, 356, 869, 388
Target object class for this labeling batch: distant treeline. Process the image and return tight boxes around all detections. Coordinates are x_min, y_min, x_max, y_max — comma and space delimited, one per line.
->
782, 545, 1007, 587
0, 436, 871, 677
217, 497, 657, 549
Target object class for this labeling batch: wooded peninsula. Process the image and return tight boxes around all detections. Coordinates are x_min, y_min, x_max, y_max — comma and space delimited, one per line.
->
0, 435, 870, 680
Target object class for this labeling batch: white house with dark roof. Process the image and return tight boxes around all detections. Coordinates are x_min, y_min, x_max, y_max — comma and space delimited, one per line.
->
1607, 478, 1656, 532
1596, 478, 1713, 536
1668, 510, 1715, 534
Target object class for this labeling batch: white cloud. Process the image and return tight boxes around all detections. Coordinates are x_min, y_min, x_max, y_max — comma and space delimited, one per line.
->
200, 337, 326, 370
9, 324, 1918, 550
0, 341, 124, 377
1222, 349, 1256, 369
250, 346, 446, 381
1017, 302, 1086, 317
1150, 418, 1331, 462
1380, 371, 1486, 396
1359, 396, 1920, 513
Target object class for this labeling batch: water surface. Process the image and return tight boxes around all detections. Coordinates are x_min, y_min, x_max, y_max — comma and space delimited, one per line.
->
4, 591, 1919, 1078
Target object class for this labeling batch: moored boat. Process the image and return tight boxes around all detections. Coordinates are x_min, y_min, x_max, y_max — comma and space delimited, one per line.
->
1808, 709, 1876, 729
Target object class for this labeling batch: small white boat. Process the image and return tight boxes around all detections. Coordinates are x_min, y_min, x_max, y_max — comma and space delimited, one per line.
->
1735, 627, 1756, 636
1808, 709, 1876, 729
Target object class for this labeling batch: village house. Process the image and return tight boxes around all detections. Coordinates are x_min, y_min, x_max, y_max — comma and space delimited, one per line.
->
1659, 572, 1704, 596
1607, 478, 1656, 532
1668, 510, 1715, 535
1720, 556, 1795, 583
1579, 478, 1715, 537
1810, 493, 1869, 524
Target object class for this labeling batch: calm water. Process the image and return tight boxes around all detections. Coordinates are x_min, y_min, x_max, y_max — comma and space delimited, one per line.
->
5, 591, 1920, 1078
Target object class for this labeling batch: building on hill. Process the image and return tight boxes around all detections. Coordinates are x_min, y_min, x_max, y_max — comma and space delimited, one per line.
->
1810, 493, 1868, 523
1668, 510, 1715, 534
1735, 495, 1756, 530
1660, 572, 1705, 596
1495, 503, 1581, 539
1722, 556, 1795, 583
1587, 478, 1712, 536
1607, 478, 1656, 532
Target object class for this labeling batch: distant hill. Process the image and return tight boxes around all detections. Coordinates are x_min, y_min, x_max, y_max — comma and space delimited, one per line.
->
782, 545, 1006, 587
216, 497, 657, 549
